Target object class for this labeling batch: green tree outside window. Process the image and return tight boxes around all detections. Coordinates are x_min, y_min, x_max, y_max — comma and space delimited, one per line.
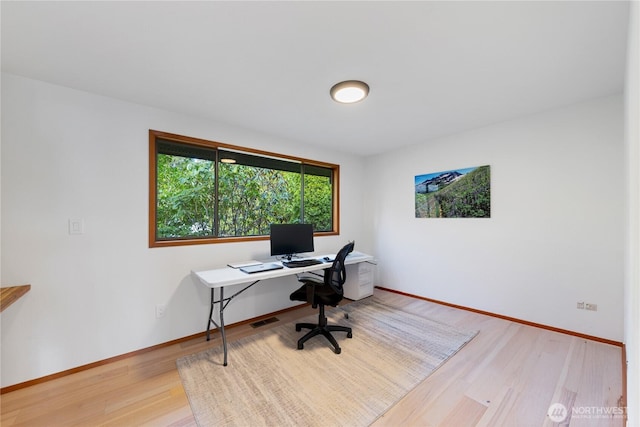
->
150, 131, 337, 246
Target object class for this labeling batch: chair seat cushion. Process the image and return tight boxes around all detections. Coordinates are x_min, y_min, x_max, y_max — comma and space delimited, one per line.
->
290, 280, 343, 306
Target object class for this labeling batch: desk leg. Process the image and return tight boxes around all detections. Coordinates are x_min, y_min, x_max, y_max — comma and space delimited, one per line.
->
205, 287, 228, 366
219, 286, 228, 366
204, 279, 260, 366
206, 288, 215, 341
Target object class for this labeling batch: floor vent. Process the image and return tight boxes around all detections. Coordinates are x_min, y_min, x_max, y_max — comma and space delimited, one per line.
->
250, 317, 279, 328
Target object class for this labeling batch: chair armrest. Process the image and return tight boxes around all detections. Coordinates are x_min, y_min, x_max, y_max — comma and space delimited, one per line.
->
297, 271, 324, 281
297, 275, 321, 306
305, 283, 316, 306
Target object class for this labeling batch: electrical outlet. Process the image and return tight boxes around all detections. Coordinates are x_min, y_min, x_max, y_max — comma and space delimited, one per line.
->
577, 302, 585, 309
585, 303, 598, 311
156, 304, 167, 318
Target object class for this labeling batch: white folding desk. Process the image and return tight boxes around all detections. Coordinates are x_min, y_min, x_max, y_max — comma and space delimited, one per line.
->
192, 251, 374, 366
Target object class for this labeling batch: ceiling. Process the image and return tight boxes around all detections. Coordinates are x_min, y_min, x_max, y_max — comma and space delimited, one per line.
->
1, 1, 630, 157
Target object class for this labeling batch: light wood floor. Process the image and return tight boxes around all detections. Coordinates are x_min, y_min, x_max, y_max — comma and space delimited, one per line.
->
1, 288, 624, 426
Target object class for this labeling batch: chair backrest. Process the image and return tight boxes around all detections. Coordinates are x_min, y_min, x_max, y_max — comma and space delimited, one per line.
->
324, 241, 355, 295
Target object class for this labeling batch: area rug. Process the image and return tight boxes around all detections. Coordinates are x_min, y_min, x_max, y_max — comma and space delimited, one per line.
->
177, 297, 478, 427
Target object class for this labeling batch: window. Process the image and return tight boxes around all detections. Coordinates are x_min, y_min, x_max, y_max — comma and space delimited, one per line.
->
149, 130, 339, 247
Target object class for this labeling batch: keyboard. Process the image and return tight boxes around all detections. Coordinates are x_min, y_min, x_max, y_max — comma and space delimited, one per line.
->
282, 259, 323, 268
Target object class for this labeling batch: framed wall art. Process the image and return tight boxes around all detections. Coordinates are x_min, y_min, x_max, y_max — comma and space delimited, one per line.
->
415, 165, 490, 218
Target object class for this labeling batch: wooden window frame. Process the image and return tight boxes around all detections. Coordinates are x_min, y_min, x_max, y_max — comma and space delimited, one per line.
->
149, 130, 339, 248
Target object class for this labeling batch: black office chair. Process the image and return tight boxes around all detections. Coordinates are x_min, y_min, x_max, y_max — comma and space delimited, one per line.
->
289, 241, 355, 354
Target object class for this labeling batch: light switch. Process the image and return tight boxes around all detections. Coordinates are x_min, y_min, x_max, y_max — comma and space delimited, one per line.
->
69, 218, 84, 235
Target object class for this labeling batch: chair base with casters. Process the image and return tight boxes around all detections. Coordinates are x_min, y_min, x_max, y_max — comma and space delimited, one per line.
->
294, 303, 352, 354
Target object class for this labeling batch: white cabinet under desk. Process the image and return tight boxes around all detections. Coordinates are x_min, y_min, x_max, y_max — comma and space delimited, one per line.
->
343, 261, 375, 300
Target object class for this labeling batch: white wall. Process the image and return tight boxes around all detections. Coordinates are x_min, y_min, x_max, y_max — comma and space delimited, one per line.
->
624, 1, 639, 425
0, 73, 367, 387
364, 95, 625, 342
0, 72, 629, 391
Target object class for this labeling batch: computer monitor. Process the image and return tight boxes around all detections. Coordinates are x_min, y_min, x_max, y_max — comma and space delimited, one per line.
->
270, 223, 314, 260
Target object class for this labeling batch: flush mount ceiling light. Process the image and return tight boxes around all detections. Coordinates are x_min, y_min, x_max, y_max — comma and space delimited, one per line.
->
330, 80, 369, 104
220, 158, 237, 164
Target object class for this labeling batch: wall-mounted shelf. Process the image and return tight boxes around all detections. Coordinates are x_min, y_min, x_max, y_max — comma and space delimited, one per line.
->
0, 285, 31, 312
